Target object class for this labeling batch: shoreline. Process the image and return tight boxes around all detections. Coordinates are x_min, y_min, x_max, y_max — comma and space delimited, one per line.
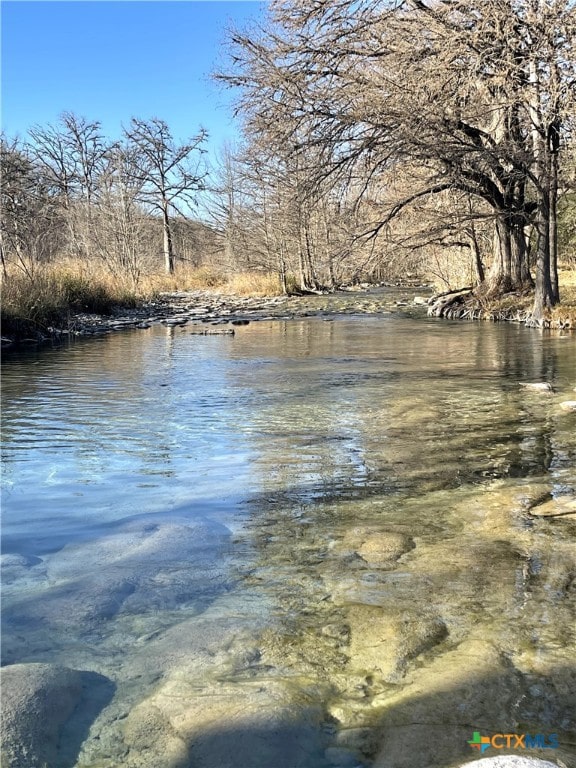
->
2, 282, 574, 351
0, 284, 431, 350
427, 286, 576, 330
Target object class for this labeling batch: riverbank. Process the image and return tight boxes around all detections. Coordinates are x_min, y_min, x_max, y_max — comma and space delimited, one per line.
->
2, 266, 575, 350
427, 269, 576, 330
0, 283, 431, 349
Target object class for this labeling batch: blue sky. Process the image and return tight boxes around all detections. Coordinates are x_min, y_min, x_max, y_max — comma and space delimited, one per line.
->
1, 1, 266, 155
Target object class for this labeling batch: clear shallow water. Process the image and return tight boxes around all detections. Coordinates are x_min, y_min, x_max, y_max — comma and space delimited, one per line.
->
1, 313, 575, 768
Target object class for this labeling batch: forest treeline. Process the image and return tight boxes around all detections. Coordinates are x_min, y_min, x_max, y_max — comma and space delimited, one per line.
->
1, 115, 212, 284
1, 0, 576, 328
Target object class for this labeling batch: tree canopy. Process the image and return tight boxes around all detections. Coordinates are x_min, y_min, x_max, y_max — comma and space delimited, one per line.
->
222, 0, 576, 316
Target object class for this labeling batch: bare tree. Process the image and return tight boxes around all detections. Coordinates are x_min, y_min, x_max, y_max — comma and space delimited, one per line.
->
223, 0, 576, 317
28, 120, 78, 209
26, 113, 108, 258
59, 112, 107, 206
203, 143, 245, 271
123, 118, 208, 273
86, 142, 152, 284
0, 136, 63, 277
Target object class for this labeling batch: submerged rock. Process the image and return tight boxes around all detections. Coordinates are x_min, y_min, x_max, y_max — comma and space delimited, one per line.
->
529, 495, 576, 517
346, 605, 448, 683
0, 663, 82, 768
559, 400, 576, 412
335, 527, 415, 568
122, 675, 328, 768
355, 533, 415, 567
370, 637, 523, 768
519, 382, 554, 393
458, 759, 559, 767
0, 553, 42, 568
324, 745, 362, 766
2, 516, 231, 649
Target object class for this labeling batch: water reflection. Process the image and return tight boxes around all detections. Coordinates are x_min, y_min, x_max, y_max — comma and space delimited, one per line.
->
1, 315, 575, 767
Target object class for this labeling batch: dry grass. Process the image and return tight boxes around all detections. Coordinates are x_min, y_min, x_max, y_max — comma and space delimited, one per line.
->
222, 272, 283, 297
131, 266, 283, 297
139, 265, 227, 294
1, 262, 139, 337
558, 267, 576, 290
1, 260, 284, 338
3, 256, 574, 339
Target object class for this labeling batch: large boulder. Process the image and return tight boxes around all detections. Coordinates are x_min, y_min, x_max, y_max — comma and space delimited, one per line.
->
0, 663, 82, 768
122, 675, 328, 768
370, 637, 524, 768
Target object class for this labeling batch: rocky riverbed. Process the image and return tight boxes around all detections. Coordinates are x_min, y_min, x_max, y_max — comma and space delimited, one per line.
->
2, 479, 574, 768
2, 295, 574, 768
1, 285, 431, 348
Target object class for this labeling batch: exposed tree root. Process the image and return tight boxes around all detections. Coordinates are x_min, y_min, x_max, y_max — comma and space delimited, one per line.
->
427, 288, 573, 330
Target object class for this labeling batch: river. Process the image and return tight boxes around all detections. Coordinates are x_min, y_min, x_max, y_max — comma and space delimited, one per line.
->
1, 301, 575, 768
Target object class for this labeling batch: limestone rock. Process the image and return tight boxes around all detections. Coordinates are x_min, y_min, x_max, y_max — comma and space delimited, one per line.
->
457, 759, 559, 768
529, 495, 576, 517
370, 637, 545, 768
519, 383, 553, 393
559, 400, 576, 411
324, 745, 362, 766
122, 675, 327, 768
347, 605, 447, 682
3, 516, 231, 638
0, 553, 44, 585
356, 534, 415, 567
0, 663, 82, 768
0, 553, 41, 568
339, 527, 415, 568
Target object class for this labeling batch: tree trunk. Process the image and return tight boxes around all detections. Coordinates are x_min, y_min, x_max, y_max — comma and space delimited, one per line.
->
278, 240, 288, 294
468, 221, 484, 285
531, 122, 560, 320
531, 188, 553, 321
224, 229, 235, 271
322, 205, 337, 288
0, 236, 8, 278
483, 218, 514, 296
528, 55, 558, 321
298, 220, 317, 290
162, 202, 175, 274
549, 145, 559, 304
481, 212, 535, 297
511, 216, 533, 289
